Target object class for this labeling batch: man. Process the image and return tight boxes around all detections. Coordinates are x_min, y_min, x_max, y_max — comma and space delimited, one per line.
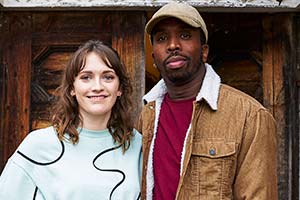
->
137, 2, 278, 200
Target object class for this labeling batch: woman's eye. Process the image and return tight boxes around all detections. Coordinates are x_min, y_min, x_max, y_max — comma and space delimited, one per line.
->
103, 74, 115, 81
80, 75, 91, 80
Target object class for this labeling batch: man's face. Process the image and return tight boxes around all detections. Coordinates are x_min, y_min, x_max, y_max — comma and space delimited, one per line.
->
151, 18, 207, 85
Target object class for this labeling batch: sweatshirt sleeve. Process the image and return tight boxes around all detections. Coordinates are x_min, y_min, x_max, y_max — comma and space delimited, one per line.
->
0, 157, 39, 200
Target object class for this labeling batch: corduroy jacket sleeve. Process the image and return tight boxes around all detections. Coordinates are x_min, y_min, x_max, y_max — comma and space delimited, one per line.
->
136, 112, 143, 134
234, 109, 278, 200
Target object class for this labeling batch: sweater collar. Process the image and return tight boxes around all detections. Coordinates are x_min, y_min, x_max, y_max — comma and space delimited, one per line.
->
143, 63, 221, 110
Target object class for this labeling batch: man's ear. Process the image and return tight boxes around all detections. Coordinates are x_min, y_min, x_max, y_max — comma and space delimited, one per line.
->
201, 44, 209, 63
151, 52, 158, 68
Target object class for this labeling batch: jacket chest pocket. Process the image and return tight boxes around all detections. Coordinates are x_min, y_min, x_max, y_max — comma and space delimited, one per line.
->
183, 140, 237, 199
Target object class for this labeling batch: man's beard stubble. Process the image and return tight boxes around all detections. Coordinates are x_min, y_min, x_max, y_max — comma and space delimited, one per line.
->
160, 52, 204, 85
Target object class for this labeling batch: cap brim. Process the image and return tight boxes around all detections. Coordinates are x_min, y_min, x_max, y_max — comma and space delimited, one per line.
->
145, 14, 201, 35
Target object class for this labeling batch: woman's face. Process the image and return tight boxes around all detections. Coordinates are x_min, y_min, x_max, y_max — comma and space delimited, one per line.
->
71, 52, 121, 123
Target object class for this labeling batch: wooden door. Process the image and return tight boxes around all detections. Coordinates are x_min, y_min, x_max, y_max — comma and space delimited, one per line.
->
0, 11, 145, 171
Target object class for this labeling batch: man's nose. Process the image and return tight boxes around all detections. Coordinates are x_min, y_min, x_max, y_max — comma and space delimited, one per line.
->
167, 37, 181, 52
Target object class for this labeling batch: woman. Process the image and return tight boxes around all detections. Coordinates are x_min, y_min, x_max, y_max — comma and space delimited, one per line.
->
0, 40, 142, 200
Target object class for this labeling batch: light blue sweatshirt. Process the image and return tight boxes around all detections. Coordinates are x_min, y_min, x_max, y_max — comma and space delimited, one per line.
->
0, 126, 142, 200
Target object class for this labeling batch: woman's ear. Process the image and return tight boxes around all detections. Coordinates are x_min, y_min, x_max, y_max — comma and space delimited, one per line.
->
117, 91, 122, 97
70, 90, 75, 96
201, 44, 209, 63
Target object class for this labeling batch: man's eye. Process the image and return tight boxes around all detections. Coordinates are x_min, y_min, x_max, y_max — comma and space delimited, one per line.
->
158, 35, 166, 41
154, 34, 167, 42
181, 33, 191, 39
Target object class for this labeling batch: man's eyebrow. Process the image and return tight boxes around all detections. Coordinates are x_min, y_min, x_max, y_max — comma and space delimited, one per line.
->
152, 28, 165, 35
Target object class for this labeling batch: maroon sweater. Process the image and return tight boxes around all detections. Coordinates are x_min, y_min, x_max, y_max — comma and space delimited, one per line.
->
153, 94, 194, 200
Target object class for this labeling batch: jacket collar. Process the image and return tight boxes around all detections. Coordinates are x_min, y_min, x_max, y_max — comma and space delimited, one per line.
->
143, 63, 221, 110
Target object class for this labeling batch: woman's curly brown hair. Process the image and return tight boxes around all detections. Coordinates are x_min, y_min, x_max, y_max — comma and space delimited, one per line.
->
51, 40, 134, 152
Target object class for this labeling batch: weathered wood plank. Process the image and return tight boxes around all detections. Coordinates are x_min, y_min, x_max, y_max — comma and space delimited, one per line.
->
1, 0, 299, 10
285, 14, 299, 200
111, 11, 145, 123
2, 13, 32, 164
262, 16, 275, 114
263, 14, 298, 200
0, 11, 7, 172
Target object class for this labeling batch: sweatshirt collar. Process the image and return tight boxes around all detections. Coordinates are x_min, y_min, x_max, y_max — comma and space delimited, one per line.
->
143, 63, 221, 110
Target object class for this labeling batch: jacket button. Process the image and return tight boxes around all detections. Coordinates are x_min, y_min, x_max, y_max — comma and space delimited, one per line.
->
209, 148, 216, 156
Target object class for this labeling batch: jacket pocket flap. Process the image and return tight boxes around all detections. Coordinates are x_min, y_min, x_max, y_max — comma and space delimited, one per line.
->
192, 140, 236, 158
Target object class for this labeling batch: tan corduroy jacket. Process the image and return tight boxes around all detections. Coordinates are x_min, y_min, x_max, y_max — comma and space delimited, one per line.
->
137, 64, 278, 200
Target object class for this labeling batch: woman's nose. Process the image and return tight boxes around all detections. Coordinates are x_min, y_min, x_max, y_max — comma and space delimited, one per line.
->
92, 78, 104, 91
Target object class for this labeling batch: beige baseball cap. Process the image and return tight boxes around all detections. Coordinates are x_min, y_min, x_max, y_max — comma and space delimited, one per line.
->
145, 2, 208, 43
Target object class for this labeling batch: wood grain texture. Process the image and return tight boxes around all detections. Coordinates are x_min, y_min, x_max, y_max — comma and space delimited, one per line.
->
1, 13, 32, 165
